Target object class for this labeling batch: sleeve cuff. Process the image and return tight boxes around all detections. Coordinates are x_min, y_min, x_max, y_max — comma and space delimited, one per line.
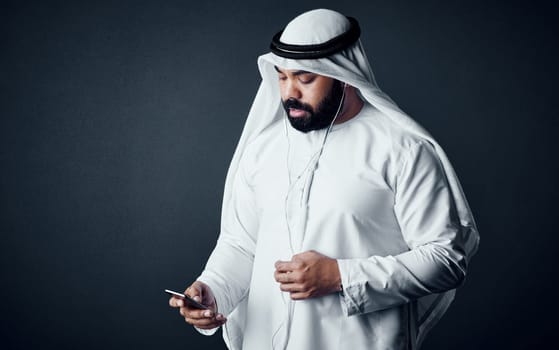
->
194, 326, 220, 336
337, 259, 367, 316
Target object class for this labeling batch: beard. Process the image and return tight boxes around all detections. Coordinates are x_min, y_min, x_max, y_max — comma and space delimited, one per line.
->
281, 80, 344, 133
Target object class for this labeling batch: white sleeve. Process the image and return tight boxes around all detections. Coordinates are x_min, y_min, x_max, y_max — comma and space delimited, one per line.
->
197, 152, 259, 319
337, 141, 470, 316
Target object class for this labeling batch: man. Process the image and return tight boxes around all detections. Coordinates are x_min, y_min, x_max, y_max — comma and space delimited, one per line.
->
169, 9, 479, 350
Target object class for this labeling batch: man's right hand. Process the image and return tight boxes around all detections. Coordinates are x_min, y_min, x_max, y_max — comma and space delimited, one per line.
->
168, 281, 227, 330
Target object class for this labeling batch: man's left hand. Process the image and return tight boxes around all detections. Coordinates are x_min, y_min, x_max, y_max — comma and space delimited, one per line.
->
274, 250, 342, 300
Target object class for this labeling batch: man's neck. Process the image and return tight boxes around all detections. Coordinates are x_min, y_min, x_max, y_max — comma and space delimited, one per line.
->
334, 89, 364, 125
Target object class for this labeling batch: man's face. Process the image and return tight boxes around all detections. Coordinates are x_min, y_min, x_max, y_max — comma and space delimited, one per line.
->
275, 66, 344, 133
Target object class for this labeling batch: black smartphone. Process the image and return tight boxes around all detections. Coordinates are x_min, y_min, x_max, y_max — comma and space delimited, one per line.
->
165, 289, 209, 309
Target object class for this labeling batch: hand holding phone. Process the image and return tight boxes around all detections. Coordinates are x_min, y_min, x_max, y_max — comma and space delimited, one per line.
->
167, 281, 226, 330
165, 289, 209, 309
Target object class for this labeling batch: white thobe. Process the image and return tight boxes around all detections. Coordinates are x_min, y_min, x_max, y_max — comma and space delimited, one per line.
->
198, 103, 469, 349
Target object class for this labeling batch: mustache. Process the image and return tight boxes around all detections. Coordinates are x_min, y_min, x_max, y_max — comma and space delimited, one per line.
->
282, 98, 314, 113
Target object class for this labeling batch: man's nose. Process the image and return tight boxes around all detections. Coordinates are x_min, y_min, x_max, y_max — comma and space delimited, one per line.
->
284, 80, 302, 100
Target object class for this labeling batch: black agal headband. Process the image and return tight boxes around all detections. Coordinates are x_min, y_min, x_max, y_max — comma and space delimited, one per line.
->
270, 16, 361, 59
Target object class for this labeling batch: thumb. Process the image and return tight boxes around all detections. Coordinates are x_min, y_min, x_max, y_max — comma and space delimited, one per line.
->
186, 283, 203, 303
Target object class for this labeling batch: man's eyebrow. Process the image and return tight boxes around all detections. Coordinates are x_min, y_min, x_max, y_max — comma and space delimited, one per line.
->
273, 66, 312, 76
292, 70, 312, 76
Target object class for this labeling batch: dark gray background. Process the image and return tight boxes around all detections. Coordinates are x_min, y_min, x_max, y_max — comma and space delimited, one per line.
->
2, 0, 557, 349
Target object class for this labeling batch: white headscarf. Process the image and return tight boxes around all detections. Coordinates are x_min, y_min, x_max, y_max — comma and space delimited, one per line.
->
220, 8, 479, 349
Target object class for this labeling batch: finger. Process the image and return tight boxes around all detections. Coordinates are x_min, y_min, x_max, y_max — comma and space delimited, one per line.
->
185, 316, 218, 327
186, 316, 227, 329
275, 261, 299, 272
278, 272, 301, 283
274, 260, 288, 271
289, 292, 309, 300
185, 285, 199, 298
184, 312, 227, 327
274, 271, 293, 283
185, 284, 203, 303
180, 306, 204, 317
181, 307, 215, 320
169, 296, 183, 308
280, 260, 305, 271
278, 270, 304, 284
279, 283, 304, 293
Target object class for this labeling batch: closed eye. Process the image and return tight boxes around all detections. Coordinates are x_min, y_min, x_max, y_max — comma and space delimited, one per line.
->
298, 74, 316, 84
